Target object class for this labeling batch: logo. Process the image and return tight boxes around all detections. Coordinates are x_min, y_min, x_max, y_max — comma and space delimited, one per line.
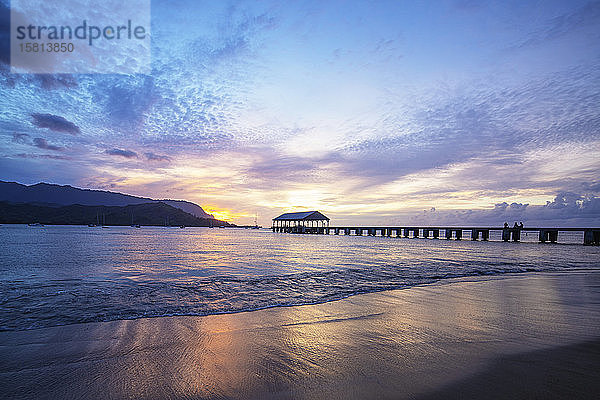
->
10, 0, 151, 74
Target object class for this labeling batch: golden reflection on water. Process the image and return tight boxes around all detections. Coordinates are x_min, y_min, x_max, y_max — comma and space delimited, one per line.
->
33, 272, 599, 400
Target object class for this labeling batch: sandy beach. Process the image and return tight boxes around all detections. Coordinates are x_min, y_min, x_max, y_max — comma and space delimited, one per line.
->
1, 271, 599, 399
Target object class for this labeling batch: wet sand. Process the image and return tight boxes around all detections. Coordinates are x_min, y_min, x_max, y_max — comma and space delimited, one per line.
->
1, 271, 599, 399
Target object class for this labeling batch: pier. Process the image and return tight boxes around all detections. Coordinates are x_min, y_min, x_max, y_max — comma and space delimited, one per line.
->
272, 211, 600, 245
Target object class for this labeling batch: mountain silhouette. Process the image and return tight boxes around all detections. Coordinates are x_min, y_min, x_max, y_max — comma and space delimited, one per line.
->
0, 201, 229, 227
0, 181, 214, 219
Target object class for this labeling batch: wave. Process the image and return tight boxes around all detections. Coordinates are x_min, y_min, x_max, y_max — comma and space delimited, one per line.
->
2, 262, 596, 332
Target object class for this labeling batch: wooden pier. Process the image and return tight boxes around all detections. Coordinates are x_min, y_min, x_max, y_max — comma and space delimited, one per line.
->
271, 211, 600, 245
272, 225, 600, 245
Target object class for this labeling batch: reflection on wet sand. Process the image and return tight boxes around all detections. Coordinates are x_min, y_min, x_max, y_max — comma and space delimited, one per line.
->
1, 272, 599, 399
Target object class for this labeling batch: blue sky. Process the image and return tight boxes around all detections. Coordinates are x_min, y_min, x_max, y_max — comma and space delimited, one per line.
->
1, 0, 599, 225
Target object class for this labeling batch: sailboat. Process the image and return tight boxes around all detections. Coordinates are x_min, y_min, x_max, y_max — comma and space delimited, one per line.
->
101, 213, 109, 228
89, 211, 99, 227
130, 212, 140, 228
251, 213, 260, 229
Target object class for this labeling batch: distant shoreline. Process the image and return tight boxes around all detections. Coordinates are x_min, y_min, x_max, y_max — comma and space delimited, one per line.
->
1, 223, 236, 228
0, 201, 231, 227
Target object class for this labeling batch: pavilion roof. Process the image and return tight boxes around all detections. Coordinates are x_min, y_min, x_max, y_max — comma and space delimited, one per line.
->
273, 211, 329, 221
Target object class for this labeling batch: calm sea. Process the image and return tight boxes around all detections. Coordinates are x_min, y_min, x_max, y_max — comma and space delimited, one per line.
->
1, 225, 599, 331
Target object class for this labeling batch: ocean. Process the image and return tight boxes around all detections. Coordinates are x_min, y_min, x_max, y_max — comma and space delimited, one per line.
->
1, 225, 599, 331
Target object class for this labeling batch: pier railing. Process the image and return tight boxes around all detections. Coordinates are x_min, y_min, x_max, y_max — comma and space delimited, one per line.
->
271, 225, 600, 245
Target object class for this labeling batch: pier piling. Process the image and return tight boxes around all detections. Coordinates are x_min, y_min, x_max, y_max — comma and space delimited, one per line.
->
471, 229, 490, 241
539, 229, 558, 243
584, 230, 600, 245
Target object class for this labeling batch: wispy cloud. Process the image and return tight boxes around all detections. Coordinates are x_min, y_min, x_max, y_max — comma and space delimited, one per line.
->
15, 153, 70, 160
515, 1, 600, 49
145, 152, 171, 162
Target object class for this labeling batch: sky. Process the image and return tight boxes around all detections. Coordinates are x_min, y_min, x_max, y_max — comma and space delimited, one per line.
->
0, 0, 599, 226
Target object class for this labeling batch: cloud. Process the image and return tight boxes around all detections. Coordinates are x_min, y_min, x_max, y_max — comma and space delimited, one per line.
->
327, 63, 600, 190
582, 181, 600, 192
145, 152, 171, 162
12, 132, 30, 143
248, 153, 324, 182
515, 1, 600, 49
105, 148, 138, 158
93, 75, 155, 127
188, 9, 277, 63
10, 133, 64, 151
404, 192, 600, 227
31, 113, 81, 135
15, 153, 69, 160
32, 137, 63, 151
493, 201, 529, 213
37, 75, 78, 90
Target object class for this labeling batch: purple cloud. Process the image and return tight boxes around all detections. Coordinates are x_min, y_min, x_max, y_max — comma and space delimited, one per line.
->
12, 133, 30, 143
16, 153, 70, 160
145, 152, 171, 162
33, 138, 63, 151
105, 148, 138, 158
38, 75, 78, 90
31, 113, 80, 135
